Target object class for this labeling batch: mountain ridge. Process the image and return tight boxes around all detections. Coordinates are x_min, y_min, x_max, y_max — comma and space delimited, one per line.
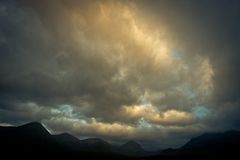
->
0, 122, 240, 159
0, 122, 145, 159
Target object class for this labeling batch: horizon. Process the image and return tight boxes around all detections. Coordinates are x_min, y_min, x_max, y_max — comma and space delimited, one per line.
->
1, 121, 239, 152
1, 0, 240, 150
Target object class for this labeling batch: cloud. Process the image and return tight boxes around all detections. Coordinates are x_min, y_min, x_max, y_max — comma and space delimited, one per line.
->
44, 117, 135, 138
122, 104, 193, 126
1, 0, 240, 149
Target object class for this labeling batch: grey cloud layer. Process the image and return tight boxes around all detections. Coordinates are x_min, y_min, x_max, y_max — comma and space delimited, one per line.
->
0, 0, 240, 149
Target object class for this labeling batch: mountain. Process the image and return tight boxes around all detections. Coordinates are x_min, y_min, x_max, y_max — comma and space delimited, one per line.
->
118, 140, 146, 156
80, 138, 113, 152
0, 121, 49, 136
0, 122, 67, 158
53, 133, 112, 152
53, 133, 83, 151
182, 130, 240, 148
0, 122, 137, 159
149, 130, 240, 160
18, 121, 51, 136
1, 122, 240, 159
180, 130, 240, 155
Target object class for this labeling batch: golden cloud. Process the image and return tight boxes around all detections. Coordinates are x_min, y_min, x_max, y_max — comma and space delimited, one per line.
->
45, 117, 135, 138
122, 104, 193, 126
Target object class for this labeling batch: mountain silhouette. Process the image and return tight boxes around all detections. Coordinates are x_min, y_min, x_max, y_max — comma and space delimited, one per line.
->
178, 130, 240, 156
118, 140, 146, 156
0, 122, 136, 159
1, 122, 240, 159
0, 121, 67, 158
80, 138, 112, 152
182, 130, 240, 150
53, 133, 83, 151
150, 130, 240, 159
18, 121, 51, 136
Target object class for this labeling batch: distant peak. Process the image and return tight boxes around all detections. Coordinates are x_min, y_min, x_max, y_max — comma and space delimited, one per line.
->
83, 137, 105, 142
21, 121, 43, 127
122, 140, 142, 149
56, 132, 79, 140
123, 140, 142, 147
119, 140, 145, 155
182, 129, 240, 150
59, 132, 73, 137
54, 132, 81, 143
18, 121, 50, 135
81, 138, 110, 145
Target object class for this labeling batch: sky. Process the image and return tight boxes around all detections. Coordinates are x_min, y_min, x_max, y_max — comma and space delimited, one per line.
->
0, 0, 240, 150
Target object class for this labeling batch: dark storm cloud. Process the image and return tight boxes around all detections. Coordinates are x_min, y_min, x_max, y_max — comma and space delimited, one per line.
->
0, 0, 140, 122
140, 0, 240, 95
1, 0, 240, 149
138, 0, 240, 128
